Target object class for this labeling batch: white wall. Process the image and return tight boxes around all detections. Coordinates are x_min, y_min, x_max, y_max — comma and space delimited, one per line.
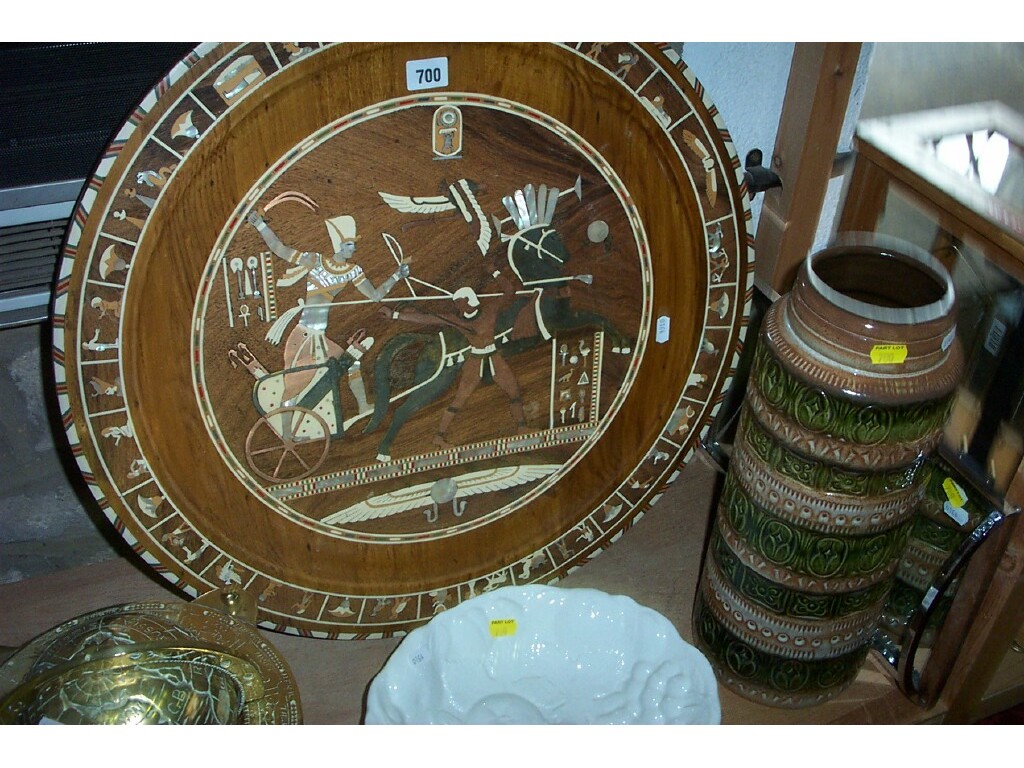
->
679, 42, 874, 254
678, 42, 795, 234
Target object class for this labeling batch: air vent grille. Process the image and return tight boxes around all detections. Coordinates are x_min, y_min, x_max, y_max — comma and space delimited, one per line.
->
1, 218, 65, 291
0, 217, 66, 327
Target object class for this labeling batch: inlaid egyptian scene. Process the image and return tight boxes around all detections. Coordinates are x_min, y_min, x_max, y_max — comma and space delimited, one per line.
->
197, 96, 647, 540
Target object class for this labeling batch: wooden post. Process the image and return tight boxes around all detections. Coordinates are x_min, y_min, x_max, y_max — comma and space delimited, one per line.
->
835, 152, 890, 234
755, 42, 863, 296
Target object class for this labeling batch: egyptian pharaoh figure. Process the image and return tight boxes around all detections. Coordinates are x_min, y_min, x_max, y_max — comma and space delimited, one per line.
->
246, 210, 410, 410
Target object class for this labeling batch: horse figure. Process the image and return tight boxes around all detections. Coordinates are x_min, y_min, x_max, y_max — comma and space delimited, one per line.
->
363, 223, 633, 460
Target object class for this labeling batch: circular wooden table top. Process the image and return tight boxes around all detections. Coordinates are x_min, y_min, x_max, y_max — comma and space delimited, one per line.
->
53, 42, 753, 638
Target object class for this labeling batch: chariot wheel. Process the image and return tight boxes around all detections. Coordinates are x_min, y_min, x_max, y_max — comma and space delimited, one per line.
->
245, 406, 331, 483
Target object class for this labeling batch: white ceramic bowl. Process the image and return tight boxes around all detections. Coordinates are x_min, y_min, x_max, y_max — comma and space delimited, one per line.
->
365, 585, 721, 724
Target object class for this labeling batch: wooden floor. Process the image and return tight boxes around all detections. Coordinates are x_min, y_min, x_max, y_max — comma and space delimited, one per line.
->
2, 454, 1021, 725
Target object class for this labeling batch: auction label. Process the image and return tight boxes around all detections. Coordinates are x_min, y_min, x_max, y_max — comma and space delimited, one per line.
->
489, 618, 517, 637
870, 344, 908, 365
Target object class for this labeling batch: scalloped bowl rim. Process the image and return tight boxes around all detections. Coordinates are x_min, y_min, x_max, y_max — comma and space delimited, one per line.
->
365, 585, 721, 725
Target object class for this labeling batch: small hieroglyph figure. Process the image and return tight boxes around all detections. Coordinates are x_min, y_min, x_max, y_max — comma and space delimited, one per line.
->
641, 94, 671, 128
615, 52, 639, 79
137, 494, 163, 519
372, 597, 410, 619
557, 540, 572, 560
136, 165, 176, 190
88, 376, 121, 398
90, 295, 122, 320
99, 245, 129, 280
112, 209, 146, 230
82, 329, 120, 353
184, 541, 210, 564
294, 592, 314, 615
328, 598, 355, 617
710, 292, 730, 320
575, 522, 595, 543
518, 551, 548, 579
687, 371, 708, 390
171, 110, 199, 140
483, 571, 509, 592
683, 130, 719, 208
218, 561, 243, 586
259, 583, 279, 603
429, 589, 450, 614
214, 55, 265, 105
161, 525, 209, 563
127, 458, 150, 479
648, 448, 670, 464
708, 223, 731, 283
673, 405, 696, 438
101, 423, 133, 445
283, 43, 312, 60
602, 503, 624, 523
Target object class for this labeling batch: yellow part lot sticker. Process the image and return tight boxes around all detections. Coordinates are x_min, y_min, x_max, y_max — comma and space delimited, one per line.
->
942, 476, 970, 526
870, 344, 908, 365
942, 477, 967, 508
489, 619, 517, 637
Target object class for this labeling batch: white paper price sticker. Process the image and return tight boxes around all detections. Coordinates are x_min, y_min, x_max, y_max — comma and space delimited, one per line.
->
655, 315, 670, 343
406, 57, 449, 91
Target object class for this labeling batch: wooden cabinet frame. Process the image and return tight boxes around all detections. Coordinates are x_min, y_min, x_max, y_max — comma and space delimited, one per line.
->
836, 101, 1024, 723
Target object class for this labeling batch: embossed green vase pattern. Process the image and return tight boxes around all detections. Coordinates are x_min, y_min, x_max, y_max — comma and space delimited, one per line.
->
694, 235, 963, 708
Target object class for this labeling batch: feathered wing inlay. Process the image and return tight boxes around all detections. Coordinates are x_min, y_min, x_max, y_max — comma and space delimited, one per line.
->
321, 464, 560, 525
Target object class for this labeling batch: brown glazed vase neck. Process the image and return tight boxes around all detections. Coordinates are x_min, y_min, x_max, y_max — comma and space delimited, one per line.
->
771, 234, 963, 405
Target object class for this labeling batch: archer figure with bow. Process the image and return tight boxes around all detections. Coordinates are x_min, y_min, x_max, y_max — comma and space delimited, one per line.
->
246, 207, 410, 413
378, 269, 528, 451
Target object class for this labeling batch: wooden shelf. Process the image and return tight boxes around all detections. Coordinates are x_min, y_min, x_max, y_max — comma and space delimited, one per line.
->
976, 644, 1024, 721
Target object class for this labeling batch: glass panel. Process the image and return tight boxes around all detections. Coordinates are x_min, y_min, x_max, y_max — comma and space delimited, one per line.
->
865, 184, 1024, 653
928, 129, 1024, 217
875, 184, 1024, 495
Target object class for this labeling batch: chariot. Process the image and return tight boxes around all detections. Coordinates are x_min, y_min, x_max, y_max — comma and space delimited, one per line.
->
229, 344, 355, 483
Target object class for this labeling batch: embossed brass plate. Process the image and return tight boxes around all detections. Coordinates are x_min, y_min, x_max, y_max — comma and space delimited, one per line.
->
53, 43, 753, 637
0, 602, 301, 723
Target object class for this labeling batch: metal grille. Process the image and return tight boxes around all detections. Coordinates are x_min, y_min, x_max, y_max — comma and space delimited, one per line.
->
0, 42, 197, 327
0, 42, 198, 189
0, 217, 66, 327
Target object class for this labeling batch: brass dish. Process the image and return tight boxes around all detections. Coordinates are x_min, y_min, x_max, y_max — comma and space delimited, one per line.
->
0, 601, 301, 724
1, 644, 260, 725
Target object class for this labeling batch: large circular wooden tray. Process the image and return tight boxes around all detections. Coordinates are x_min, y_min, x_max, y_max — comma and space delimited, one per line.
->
53, 43, 753, 638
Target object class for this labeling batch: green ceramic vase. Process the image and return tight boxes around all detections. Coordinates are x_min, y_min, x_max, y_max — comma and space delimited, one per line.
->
694, 234, 963, 707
